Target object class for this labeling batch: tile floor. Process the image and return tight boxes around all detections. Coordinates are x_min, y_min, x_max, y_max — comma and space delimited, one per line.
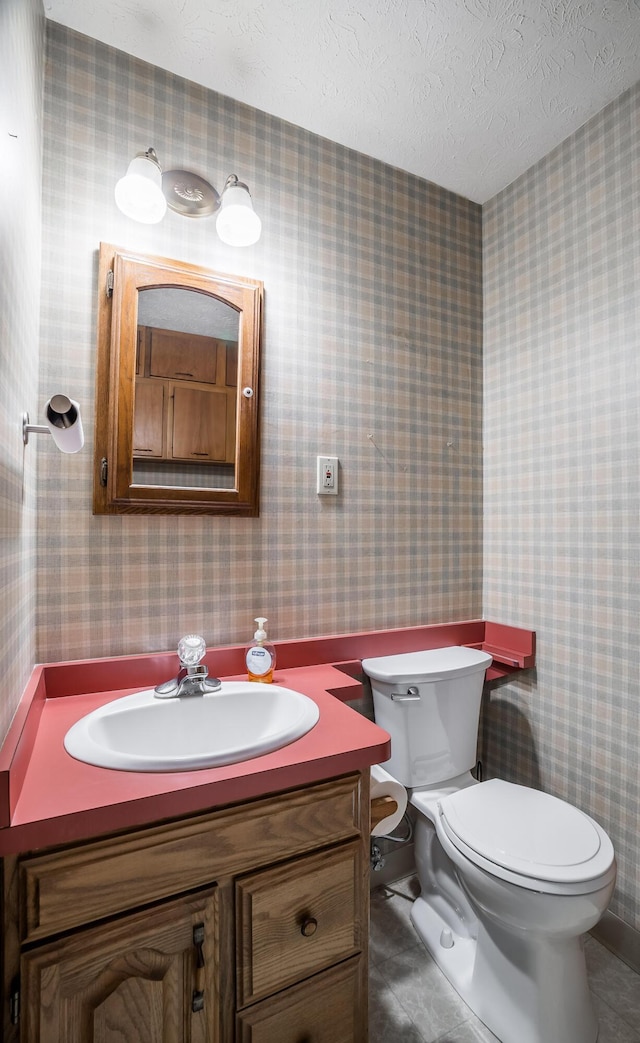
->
370, 876, 640, 1043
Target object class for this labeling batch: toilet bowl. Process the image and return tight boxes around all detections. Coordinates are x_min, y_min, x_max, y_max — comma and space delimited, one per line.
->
362, 646, 616, 1043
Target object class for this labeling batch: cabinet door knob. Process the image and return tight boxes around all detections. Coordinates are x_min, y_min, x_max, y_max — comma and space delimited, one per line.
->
300, 916, 318, 937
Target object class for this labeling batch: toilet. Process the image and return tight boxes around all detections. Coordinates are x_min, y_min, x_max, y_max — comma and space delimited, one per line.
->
362, 646, 616, 1043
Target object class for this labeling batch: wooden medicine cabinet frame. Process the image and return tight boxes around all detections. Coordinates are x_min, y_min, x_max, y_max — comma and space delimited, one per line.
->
93, 244, 263, 516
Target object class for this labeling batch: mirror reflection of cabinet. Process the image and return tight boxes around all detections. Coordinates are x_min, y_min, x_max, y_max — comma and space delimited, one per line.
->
93, 244, 263, 516
133, 326, 237, 465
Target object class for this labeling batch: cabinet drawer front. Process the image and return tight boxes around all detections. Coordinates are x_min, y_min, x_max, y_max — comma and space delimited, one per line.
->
237, 958, 364, 1043
237, 841, 362, 1007
19, 775, 363, 942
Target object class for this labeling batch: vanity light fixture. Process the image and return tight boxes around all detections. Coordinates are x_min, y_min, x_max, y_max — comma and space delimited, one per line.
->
22, 394, 85, 454
114, 148, 167, 225
115, 148, 262, 246
215, 174, 262, 247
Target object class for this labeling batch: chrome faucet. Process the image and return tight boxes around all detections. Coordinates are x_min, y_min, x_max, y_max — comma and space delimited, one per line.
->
154, 635, 221, 698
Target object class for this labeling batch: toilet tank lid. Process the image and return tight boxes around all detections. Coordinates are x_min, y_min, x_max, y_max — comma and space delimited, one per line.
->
438, 779, 615, 883
362, 645, 492, 683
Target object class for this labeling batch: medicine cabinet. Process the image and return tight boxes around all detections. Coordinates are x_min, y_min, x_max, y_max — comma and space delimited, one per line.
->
93, 244, 263, 516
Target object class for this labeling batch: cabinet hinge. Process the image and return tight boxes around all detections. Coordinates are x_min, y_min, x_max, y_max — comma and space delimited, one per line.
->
106, 269, 114, 298
193, 922, 205, 967
10, 982, 20, 1025
100, 457, 108, 486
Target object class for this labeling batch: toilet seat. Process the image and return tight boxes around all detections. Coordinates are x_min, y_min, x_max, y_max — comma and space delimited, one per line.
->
433, 779, 616, 896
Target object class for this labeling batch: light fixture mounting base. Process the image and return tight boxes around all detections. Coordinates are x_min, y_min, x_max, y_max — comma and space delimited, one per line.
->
162, 170, 220, 218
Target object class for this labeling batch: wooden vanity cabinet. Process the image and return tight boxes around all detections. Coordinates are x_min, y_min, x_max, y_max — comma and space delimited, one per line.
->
2, 772, 370, 1043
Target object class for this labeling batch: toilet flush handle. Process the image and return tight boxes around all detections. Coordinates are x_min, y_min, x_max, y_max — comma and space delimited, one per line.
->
389, 686, 420, 702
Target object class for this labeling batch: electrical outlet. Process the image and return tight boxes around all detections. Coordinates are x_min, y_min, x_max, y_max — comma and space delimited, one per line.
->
317, 456, 339, 495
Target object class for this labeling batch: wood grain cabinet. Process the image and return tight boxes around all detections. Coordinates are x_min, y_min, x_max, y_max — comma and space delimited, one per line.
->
236, 842, 362, 1007
147, 328, 221, 384
170, 384, 235, 463
20, 888, 219, 1043
133, 326, 237, 465
133, 378, 166, 457
236, 960, 362, 1043
2, 773, 370, 1043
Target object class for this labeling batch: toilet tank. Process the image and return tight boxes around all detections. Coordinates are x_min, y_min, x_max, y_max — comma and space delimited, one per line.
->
362, 646, 493, 788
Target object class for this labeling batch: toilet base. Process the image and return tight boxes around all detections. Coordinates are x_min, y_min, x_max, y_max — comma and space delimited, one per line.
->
410, 894, 477, 997
410, 894, 598, 1043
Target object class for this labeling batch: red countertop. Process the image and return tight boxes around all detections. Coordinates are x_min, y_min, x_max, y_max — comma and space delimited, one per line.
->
0, 620, 535, 855
0, 664, 388, 854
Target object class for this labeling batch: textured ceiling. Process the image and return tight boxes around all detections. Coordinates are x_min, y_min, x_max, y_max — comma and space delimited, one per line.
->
44, 0, 640, 202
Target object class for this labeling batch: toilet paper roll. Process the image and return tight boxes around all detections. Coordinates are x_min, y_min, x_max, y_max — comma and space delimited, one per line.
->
370, 763, 408, 836
45, 395, 84, 454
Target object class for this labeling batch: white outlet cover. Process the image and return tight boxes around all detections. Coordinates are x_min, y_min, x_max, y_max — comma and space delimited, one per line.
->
317, 455, 338, 495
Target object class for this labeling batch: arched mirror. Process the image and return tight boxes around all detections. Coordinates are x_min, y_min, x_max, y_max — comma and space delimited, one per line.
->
93, 244, 263, 515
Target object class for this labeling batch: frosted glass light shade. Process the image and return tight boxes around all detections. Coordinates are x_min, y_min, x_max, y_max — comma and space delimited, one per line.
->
115, 153, 167, 224
216, 182, 262, 246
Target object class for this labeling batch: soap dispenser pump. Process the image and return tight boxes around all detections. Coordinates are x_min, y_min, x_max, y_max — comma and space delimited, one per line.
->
246, 617, 276, 683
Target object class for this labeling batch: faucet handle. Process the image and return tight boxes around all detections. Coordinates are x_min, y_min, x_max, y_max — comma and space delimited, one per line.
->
178, 634, 207, 668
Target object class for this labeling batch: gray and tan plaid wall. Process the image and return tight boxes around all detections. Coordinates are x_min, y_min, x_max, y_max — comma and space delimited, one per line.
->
3, 14, 638, 937
0, 0, 43, 742
483, 83, 640, 931
36, 22, 483, 663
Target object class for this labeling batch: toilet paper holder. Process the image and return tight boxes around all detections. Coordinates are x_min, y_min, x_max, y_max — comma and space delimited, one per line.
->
371, 795, 399, 832
22, 394, 84, 455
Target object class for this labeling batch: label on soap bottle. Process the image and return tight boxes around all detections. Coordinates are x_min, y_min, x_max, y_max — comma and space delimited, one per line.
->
246, 646, 272, 675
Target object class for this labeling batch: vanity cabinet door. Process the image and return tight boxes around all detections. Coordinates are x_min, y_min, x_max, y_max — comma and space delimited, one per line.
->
20, 888, 219, 1043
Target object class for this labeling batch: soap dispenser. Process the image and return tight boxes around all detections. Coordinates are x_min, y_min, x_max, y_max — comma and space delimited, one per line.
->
246, 617, 276, 683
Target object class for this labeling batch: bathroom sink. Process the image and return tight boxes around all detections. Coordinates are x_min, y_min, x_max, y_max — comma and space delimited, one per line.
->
64, 682, 320, 772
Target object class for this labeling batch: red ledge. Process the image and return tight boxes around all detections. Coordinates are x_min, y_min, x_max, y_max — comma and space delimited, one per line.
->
0, 619, 534, 853
480, 621, 536, 677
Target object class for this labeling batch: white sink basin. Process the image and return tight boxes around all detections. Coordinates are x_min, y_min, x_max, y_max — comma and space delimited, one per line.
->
64, 682, 320, 772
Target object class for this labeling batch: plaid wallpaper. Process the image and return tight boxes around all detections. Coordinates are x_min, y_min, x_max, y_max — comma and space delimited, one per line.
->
0, 0, 43, 741
483, 83, 640, 931
3, 14, 638, 941
36, 23, 483, 664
